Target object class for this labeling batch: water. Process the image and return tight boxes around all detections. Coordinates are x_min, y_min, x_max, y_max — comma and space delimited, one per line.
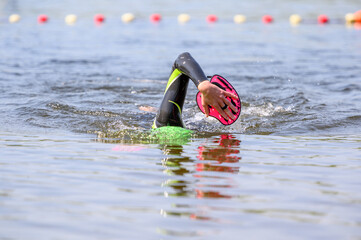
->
1, 0, 361, 239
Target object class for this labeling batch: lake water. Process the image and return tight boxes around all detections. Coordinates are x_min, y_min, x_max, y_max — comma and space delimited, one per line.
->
1, 0, 361, 239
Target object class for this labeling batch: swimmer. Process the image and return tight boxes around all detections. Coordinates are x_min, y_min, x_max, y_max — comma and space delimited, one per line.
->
152, 52, 241, 129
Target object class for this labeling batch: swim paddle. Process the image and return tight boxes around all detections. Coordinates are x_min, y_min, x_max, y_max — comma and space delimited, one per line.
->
196, 75, 241, 125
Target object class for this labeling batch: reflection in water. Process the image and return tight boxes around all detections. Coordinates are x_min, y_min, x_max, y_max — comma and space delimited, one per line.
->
194, 135, 241, 200
196, 134, 241, 174
160, 134, 241, 224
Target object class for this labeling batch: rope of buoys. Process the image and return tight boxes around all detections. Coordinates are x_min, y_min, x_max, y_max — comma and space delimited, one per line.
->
5, 10, 361, 28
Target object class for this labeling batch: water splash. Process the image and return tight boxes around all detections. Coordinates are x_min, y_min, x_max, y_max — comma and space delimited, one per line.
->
242, 102, 292, 117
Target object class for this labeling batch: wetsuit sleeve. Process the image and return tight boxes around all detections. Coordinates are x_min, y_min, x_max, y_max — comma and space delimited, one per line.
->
153, 52, 208, 129
173, 52, 208, 88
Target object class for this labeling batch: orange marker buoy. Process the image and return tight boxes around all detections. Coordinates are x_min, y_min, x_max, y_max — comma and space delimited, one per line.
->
262, 15, 273, 24
94, 14, 105, 23
318, 14, 329, 24
354, 10, 361, 23
38, 14, 48, 23
150, 13, 161, 23
206, 14, 218, 23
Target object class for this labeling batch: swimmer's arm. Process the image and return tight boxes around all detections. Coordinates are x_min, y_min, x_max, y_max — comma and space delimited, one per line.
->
198, 81, 238, 121
174, 52, 238, 120
173, 52, 208, 87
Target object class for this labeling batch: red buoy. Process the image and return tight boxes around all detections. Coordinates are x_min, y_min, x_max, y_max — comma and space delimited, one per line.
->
37, 14, 48, 23
317, 14, 329, 24
354, 10, 361, 23
150, 13, 161, 23
206, 14, 218, 23
262, 15, 273, 24
94, 14, 105, 23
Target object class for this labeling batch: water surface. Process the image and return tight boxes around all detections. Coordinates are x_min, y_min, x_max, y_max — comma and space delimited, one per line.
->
0, 0, 361, 239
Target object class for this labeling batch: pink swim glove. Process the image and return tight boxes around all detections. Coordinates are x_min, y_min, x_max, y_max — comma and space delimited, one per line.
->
196, 75, 241, 125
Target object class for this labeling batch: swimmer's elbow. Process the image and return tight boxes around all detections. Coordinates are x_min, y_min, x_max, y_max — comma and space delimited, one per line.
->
179, 52, 191, 57
174, 52, 192, 67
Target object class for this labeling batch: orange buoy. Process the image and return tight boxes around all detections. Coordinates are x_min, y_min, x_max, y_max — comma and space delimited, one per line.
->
262, 15, 273, 24
206, 14, 218, 23
38, 14, 48, 23
354, 10, 361, 23
94, 14, 105, 23
150, 13, 161, 23
318, 14, 329, 24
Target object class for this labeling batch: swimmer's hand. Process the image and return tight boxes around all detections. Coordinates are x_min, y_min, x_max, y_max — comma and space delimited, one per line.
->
198, 81, 239, 121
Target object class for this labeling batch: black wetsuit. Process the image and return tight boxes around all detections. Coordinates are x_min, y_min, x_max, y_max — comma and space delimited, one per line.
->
153, 52, 208, 128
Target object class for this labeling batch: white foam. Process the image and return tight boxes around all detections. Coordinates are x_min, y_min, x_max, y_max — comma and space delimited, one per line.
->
242, 102, 292, 117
